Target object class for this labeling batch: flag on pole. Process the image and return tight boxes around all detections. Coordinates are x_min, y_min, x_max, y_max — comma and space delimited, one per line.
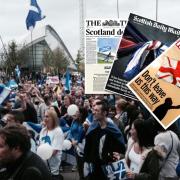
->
26, 0, 45, 30
15, 65, 21, 78
156, 56, 180, 88
65, 68, 71, 92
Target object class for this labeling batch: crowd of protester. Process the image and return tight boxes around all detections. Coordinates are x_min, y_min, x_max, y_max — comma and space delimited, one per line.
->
0, 71, 180, 180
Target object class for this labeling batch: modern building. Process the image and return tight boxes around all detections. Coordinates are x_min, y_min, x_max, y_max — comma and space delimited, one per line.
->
18, 25, 77, 71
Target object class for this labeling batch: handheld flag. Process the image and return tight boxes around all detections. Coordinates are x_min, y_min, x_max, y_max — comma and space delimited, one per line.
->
26, 0, 45, 30
0, 85, 11, 105
15, 65, 21, 78
65, 68, 71, 92
7, 79, 18, 89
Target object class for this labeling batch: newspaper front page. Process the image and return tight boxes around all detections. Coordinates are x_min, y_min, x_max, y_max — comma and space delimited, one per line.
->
85, 19, 127, 94
105, 13, 180, 99
128, 39, 180, 129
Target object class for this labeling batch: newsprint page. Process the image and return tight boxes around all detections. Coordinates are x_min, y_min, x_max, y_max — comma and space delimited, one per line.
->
85, 19, 127, 94
128, 39, 180, 129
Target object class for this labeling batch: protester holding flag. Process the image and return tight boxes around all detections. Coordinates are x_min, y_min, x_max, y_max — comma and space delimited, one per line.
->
83, 100, 125, 180
122, 119, 159, 180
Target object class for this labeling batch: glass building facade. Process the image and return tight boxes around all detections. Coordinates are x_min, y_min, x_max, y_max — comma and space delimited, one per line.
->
22, 25, 76, 71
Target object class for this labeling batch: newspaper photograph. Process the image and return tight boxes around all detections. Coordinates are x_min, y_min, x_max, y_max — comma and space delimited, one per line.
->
85, 19, 127, 94
128, 39, 180, 129
105, 13, 180, 99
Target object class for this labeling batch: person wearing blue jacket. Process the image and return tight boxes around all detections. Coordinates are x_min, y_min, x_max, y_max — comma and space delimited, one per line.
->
67, 107, 88, 178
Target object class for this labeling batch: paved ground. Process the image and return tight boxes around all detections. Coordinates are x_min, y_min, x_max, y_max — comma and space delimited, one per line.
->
61, 171, 79, 180
60, 166, 79, 180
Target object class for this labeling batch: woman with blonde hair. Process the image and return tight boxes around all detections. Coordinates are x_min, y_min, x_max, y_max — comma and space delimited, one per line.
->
39, 109, 64, 180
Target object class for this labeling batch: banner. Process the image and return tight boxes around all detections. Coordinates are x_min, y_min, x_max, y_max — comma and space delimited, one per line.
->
105, 13, 180, 99
46, 76, 59, 85
128, 39, 180, 129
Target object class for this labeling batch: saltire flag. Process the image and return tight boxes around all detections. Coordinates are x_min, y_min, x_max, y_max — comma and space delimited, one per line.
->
117, 22, 168, 80
0, 85, 11, 105
99, 46, 111, 52
23, 122, 42, 140
65, 68, 71, 92
15, 65, 21, 78
101, 159, 126, 180
7, 79, 18, 89
26, 0, 45, 30
123, 40, 167, 80
156, 56, 180, 88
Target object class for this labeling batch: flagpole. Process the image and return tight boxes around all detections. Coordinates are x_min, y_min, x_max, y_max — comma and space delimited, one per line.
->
117, 0, 119, 19
30, 29, 34, 73
26, 0, 45, 74
156, 0, 158, 21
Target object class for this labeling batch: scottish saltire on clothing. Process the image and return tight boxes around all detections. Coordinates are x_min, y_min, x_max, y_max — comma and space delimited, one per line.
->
0, 85, 11, 104
26, 0, 45, 30
156, 56, 180, 88
123, 40, 168, 80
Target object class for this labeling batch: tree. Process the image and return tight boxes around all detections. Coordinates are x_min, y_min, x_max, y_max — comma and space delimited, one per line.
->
0, 51, 6, 69
42, 47, 70, 74
79, 61, 85, 75
52, 47, 69, 74
75, 50, 84, 74
42, 48, 53, 73
16, 45, 29, 67
3, 41, 28, 75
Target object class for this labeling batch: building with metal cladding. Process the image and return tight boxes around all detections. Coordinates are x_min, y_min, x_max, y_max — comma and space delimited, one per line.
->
19, 24, 77, 71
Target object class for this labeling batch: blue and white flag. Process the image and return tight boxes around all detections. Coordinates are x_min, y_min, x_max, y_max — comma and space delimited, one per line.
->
101, 159, 127, 180
23, 122, 42, 140
0, 85, 11, 105
26, 0, 45, 30
123, 40, 168, 80
15, 65, 21, 78
99, 46, 111, 52
7, 79, 18, 89
65, 68, 71, 92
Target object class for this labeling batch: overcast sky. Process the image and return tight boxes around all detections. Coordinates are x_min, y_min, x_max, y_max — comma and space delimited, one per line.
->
0, 0, 180, 59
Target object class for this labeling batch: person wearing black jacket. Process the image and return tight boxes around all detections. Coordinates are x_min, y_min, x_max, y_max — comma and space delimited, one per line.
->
84, 100, 125, 180
0, 124, 52, 180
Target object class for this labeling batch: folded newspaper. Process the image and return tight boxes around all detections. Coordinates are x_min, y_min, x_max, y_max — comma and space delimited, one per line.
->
128, 39, 180, 129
